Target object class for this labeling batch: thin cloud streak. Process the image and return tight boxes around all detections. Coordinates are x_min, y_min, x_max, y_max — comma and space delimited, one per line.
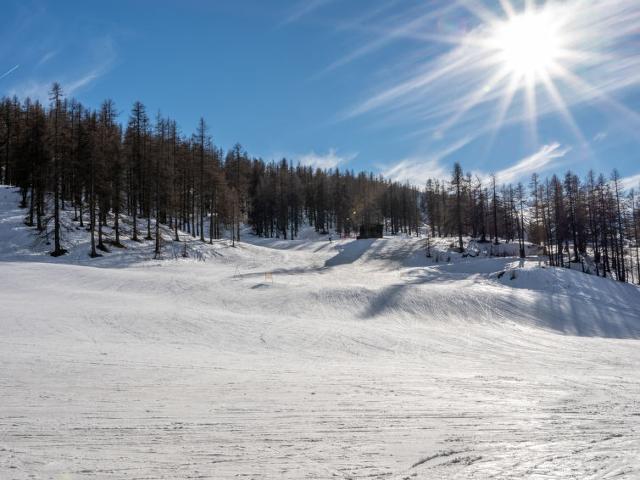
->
5, 35, 116, 102
319, 3, 458, 76
7, 65, 110, 102
492, 142, 571, 184
593, 131, 608, 143
281, 0, 336, 25
66, 65, 109, 96
36, 50, 59, 67
0, 64, 20, 81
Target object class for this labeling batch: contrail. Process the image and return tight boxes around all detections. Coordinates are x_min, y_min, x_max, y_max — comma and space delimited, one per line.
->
0, 64, 20, 80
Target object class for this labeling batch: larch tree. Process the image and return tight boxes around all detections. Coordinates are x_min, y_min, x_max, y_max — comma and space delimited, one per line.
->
48, 83, 67, 256
451, 162, 464, 252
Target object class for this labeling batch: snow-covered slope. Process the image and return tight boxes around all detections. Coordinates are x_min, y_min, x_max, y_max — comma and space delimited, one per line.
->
1, 185, 640, 479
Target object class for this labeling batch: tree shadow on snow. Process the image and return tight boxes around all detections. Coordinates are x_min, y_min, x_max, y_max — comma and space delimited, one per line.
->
324, 239, 376, 268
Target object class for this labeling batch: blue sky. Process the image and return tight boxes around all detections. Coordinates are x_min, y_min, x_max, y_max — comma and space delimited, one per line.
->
1, 0, 639, 187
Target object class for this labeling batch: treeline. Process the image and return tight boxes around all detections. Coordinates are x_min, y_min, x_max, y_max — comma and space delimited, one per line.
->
426, 162, 640, 284
2, 85, 638, 285
0, 84, 421, 257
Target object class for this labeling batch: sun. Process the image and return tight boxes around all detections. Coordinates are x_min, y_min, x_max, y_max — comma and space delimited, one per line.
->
491, 10, 564, 79
354, 0, 636, 150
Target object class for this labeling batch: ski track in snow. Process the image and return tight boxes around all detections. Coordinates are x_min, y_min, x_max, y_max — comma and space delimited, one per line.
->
0, 186, 639, 479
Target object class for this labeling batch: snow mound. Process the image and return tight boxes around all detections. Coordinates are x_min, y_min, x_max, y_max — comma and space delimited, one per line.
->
1, 185, 639, 340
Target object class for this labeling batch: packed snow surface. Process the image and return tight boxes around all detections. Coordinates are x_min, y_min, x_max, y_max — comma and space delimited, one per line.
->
1, 186, 639, 479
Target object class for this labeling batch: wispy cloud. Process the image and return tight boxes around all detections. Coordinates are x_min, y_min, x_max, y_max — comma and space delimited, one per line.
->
381, 157, 448, 187
620, 173, 640, 191
0, 64, 20, 81
297, 148, 357, 170
593, 131, 608, 143
281, 0, 336, 25
7, 80, 50, 102
493, 143, 571, 184
319, 3, 457, 75
7, 66, 110, 102
36, 50, 58, 67
5, 35, 116, 102
66, 35, 117, 95
66, 64, 111, 96
380, 136, 472, 186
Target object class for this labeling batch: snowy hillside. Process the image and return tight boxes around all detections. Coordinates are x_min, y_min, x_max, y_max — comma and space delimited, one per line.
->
1, 185, 640, 479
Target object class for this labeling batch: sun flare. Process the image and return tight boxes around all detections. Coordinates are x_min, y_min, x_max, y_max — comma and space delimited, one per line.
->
492, 11, 564, 78
349, 0, 640, 150
444, 1, 589, 144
